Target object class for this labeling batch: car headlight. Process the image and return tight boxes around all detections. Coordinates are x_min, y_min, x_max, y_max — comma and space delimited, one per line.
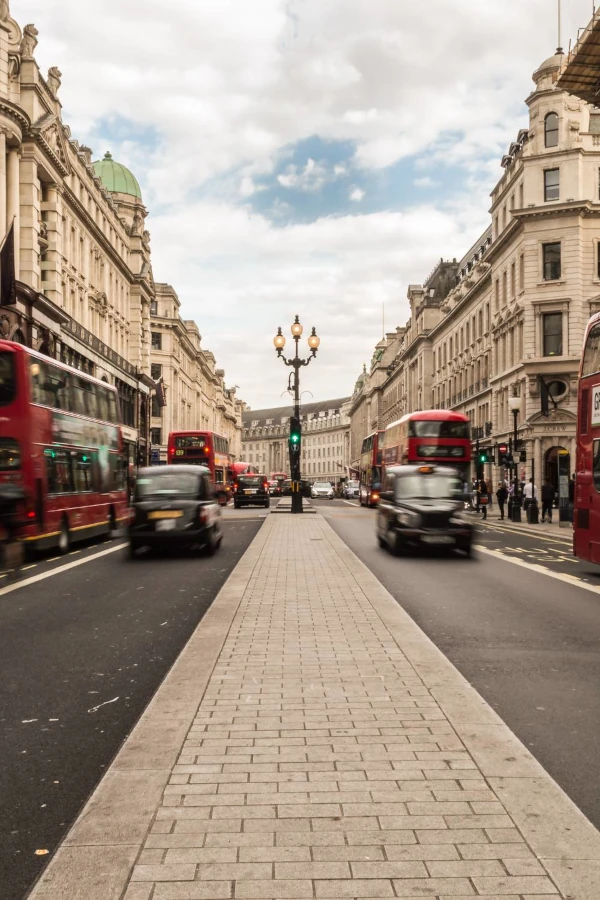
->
398, 510, 421, 527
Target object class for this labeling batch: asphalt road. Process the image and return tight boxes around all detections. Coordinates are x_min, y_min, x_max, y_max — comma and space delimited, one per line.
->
0, 511, 263, 900
316, 498, 600, 832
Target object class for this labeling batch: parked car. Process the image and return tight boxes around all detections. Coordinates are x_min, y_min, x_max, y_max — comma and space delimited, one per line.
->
129, 465, 222, 558
234, 473, 270, 509
376, 464, 473, 557
343, 480, 360, 500
311, 481, 335, 500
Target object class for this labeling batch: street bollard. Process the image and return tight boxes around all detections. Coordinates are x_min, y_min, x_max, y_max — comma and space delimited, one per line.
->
527, 500, 539, 524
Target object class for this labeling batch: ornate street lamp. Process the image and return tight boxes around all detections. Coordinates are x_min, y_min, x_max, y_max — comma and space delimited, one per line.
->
273, 315, 320, 514
508, 394, 522, 522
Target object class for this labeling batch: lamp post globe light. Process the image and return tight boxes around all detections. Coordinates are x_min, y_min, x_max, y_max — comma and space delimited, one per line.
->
273, 315, 320, 514
508, 394, 522, 522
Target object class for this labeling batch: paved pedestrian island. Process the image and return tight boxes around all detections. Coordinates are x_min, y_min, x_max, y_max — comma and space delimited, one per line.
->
32, 516, 600, 900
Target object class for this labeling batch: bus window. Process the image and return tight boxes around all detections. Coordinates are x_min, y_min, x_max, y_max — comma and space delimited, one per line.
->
0, 438, 20, 469
0, 352, 15, 405
593, 441, 600, 493
215, 467, 224, 484
107, 391, 118, 424
97, 386, 110, 422
46, 366, 70, 410
72, 376, 91, 416
582, 323, 600, 377
45, 449, 74, 494
72, 451, 94, 493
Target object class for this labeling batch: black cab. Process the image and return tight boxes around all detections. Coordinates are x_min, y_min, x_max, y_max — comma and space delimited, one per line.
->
233, 473, 270, 509
129, 465, 222, 557
376, 464, 473, 557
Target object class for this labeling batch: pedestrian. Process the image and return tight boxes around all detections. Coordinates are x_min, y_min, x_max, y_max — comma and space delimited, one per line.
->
522, 478, 538, 514
478, 478, 489, 520
496, 481, 508, 520
486, 478, 493, 509
541, 478, 554, 523
568, 473, 575, 521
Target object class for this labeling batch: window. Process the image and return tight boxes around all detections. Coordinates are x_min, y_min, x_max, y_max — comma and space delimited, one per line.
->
510, 262, 516, 298
545, 112, 559, 148
543, 242, 561, 280
519, 252, 525, 290
151, 332, 162, 350
150, 300, 158, 316
544, 168, 559, 201
151, 363, 162, 381
150, 427, 162, 445
45, 449, 73, 494
72, 451, 94, 493
151, 395, 162, 418
543, 312, 563, 357
582, 323, 600, 376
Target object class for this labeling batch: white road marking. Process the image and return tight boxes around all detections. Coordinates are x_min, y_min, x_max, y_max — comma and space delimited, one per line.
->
474, 544, 600, 595
342, 500, 361, 508
0, 543, 128, 599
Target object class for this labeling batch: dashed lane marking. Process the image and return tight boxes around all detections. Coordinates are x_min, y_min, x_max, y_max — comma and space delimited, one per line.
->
0, 543, 128, 599
474, 544, 600, 595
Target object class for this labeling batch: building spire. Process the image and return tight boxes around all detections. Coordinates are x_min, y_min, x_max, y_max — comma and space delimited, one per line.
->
557, 0, 563, 53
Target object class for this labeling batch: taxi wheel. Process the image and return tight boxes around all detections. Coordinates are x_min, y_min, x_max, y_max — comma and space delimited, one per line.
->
391, 531, 404, 556
204, 528, 219, 557
58, 517, 70, 555
377, 534, 386, 549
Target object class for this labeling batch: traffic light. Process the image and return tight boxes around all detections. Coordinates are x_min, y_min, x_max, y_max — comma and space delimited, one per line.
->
289, 416, 301, 455
497, 442, 508, 466
478, 449, 489, 465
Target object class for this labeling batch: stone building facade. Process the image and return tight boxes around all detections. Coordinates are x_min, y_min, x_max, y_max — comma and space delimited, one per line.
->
0, 3, 244, 466
242, 398, 351, 484
149, 283, 243, 463
350, 50, 600, 490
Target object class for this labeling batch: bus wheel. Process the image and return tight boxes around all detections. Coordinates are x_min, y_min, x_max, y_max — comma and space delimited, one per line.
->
58, 518, 70, 555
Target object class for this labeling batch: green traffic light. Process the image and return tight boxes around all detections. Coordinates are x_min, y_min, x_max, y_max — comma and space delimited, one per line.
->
290, 434, 300, 444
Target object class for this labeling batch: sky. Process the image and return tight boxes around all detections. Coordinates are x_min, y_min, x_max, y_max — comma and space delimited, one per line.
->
11, 0, 596, 409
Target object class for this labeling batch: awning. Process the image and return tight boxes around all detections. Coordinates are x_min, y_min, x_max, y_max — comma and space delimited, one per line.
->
557, 12, 600, 104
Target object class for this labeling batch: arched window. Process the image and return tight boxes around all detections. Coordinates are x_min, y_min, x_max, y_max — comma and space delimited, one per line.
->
545, 112, 559, 148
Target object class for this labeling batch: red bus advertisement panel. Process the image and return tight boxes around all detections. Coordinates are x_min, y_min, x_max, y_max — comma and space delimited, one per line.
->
0, 341, 128, 552
575, 313, 600, 562
382, 411, 471, 481
168, 431, 230, 503
358, 431, 384, 507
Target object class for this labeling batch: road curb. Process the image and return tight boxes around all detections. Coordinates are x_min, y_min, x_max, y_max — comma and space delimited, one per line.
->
26, 518, 274, 900
318, 515, 600, 899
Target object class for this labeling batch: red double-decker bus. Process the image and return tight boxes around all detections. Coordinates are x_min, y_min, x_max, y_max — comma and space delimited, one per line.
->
381, 410, 471, 481
574, 313, 600, 562
167, 431, 231, 503
0, 340, 129, 554
359, 430, 384, 507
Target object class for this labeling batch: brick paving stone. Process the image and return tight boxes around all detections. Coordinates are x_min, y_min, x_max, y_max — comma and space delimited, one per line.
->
121, 516, 569, 900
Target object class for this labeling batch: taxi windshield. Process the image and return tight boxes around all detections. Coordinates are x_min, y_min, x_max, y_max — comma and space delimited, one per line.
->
395, 474, 463, 501
136, 471, 200, 499
238, 476, 263, 487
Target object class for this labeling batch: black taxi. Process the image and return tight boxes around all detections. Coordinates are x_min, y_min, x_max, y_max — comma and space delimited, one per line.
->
376, 464, 473, 557
129, 465, 222, 558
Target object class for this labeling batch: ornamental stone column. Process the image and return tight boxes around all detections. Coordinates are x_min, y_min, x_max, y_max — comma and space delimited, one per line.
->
6, 145, 19, 275
0, 130, 6, 238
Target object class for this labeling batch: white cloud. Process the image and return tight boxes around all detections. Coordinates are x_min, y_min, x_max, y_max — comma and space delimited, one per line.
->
349, 187, 365, 202
414, 176, 439, 188
277, 158, 328, 192
10, 0, 596, 406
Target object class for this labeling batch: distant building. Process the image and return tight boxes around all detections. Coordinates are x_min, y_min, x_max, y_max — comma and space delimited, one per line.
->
242, 398, 351, 483
149, 284, 243, 463
350, 47, 600, 492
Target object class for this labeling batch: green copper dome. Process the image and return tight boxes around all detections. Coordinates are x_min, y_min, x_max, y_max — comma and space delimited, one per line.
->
92, 151, 142, 199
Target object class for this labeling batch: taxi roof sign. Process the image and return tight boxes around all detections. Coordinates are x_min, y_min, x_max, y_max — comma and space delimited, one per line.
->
417, 465, 435, 474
